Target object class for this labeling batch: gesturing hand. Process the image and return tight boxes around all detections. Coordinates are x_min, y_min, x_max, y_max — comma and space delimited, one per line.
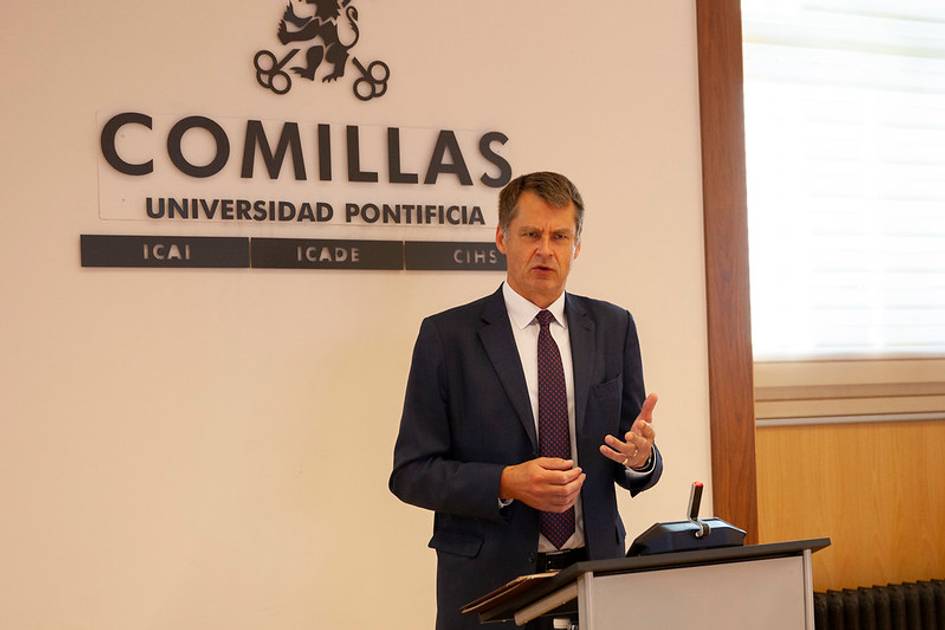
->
599, 393, 657, 470
499, 457, 586, 513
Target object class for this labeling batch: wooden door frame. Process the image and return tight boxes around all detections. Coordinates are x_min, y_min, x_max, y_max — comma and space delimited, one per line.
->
695, 0, 759, 543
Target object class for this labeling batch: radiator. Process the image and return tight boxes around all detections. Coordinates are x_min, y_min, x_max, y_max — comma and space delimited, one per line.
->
814, 580, 945, 630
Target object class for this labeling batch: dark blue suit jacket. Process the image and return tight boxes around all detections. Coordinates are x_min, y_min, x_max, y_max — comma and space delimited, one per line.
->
389, 287, 663, 629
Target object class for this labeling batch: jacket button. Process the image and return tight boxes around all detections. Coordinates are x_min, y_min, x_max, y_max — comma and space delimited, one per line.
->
528, 553, 535, 563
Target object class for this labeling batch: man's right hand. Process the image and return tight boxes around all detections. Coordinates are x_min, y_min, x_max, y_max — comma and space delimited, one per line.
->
499, 458, 585, 512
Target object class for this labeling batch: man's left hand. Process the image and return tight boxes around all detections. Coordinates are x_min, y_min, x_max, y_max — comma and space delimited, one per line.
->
599, 393, 657, 470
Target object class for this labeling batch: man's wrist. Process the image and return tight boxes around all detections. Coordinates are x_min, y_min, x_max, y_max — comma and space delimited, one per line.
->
626, 452, 654, 473
499, 465, 515, 502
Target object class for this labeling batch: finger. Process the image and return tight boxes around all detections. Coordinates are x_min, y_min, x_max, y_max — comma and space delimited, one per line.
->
610, 433, 647, 465
615, 431, 649, 460
625, 436, 651, 460
537, 457, 575, 471
606, 435, 639, 463
562, 472, 586, 495
546, 467, 583, 485
550, 478, 584, 509
630, 417, 652, 437
637, 393, 658, 423
549, 474, 585, 500
599, 443, 629, 464
604, 433, 633, 455
548, 494, 580, 512
627, 445, 652, 469
634, 420, 655, 441
543, 476, 582, 503
548, 500, 576, 513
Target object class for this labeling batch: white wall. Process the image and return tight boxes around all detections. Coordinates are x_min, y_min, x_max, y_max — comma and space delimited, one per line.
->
0, 1, 710, 628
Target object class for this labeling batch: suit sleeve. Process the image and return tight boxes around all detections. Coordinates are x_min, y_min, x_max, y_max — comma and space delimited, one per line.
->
388, 318, 507, 522
614, 309, 663, 496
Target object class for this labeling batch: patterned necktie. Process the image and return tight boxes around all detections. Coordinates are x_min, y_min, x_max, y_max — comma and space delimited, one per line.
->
535, 309, 575, 549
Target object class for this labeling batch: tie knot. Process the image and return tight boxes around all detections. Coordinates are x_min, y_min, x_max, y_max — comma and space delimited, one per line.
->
536, 310, 555, 329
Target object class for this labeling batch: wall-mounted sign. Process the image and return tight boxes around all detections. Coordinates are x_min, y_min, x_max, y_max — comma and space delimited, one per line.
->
80, 235, 250, 268
252, 237, 402, 269
90, 2, 514, 272
98, 114, 511, 228
404, 242, 505, 271
80, 236, 506, 271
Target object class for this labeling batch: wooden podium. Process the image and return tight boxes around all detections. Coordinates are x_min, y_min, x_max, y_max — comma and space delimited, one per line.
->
466, 538, 831, 629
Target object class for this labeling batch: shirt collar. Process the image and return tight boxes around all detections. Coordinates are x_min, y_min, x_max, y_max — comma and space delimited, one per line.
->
502, 281, 568, 330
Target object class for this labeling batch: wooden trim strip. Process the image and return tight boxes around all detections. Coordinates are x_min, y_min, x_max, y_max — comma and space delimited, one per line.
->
696, 0, 759, 543
757, 412, 945, 427
756, 382, 945, 402
757, 354, 945, 364
756, 395, 945, 419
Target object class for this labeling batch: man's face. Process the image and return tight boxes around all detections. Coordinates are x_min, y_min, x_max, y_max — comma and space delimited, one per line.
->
496, 190, 581, 308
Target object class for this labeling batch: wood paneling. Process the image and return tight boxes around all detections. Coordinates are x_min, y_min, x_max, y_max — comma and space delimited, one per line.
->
757, 421, 945, 590
696, 0, 759, 541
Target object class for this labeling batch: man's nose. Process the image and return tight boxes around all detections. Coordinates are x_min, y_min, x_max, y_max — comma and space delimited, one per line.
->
536, 235, 553, 255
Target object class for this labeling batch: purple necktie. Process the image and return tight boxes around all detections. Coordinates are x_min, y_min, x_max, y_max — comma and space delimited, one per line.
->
536, 310, 575, 549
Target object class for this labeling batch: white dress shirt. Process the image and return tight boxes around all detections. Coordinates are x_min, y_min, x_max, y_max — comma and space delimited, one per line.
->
502, 281, 585, 552
500, 282, 653, 553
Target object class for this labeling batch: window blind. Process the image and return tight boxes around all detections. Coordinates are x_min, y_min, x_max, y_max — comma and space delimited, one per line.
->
741, 0, 945, 360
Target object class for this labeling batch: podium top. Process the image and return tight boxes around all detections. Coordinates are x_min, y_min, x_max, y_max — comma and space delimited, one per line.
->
475, 537, 830, 623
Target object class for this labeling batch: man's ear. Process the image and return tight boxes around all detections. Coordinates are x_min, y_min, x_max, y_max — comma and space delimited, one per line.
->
574, 238, 581, 260
495, 225, 507, 254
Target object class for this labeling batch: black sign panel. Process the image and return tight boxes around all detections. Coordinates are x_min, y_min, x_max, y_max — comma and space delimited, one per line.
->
405, 241, 506, 271
80, 235, 249, 268
251, 237, 403, 269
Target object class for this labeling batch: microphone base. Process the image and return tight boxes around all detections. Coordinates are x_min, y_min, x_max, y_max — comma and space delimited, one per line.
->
626, 518, 747, 556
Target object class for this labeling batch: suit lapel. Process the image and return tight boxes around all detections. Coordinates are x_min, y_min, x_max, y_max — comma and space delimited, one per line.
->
566, 294, 595, 435
478, 288, 538, 450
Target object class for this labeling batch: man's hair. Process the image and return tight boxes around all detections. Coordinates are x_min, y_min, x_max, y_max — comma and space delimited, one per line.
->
497, 171, 585, 239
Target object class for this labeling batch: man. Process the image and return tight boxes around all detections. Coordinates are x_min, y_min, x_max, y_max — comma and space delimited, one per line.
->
389, 172, 662, 629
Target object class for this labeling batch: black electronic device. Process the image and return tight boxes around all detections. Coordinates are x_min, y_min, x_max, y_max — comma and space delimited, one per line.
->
626, 481, 747, 556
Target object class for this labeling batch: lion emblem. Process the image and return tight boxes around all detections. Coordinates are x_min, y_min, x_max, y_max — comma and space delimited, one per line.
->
253, 0, 389, 100
277, 0, 360, 82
